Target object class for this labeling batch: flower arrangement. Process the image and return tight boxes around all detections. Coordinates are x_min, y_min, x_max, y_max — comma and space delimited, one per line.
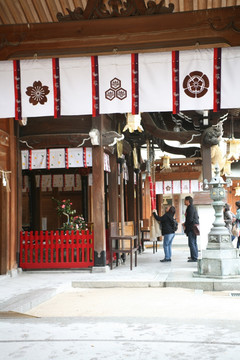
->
52, 198, 87, 231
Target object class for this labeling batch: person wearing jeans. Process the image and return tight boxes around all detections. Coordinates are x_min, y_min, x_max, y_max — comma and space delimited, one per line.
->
183, 196, 199, 262
153, 206, 177, 262
162, 233, 175, 261
187, 229, 198, 262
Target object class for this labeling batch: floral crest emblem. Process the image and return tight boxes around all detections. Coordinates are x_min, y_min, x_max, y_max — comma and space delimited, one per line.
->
183, 71, 209, 98
26, 81, 50, 105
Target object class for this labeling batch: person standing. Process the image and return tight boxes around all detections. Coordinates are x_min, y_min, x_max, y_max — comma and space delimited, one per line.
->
153, 206, 176, 262
183, 196, 199, 262
235, 201, 240, 249
224, 203, 235, 241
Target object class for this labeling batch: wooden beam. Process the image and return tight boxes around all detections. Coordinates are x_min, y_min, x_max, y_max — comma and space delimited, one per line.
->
1, 7, 240, 59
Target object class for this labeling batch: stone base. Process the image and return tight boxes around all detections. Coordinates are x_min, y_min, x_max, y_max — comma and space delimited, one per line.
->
193, 271, 240, 279
91, 266, 110, 273
195, 249, 240, 278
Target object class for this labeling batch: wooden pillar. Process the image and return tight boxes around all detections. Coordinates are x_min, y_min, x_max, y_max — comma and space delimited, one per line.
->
0, 119, 13, 274
0, 182, 8, 274
108, 153, 118, 224
92, 115, 106, 267
119, 161, 125, 234
202, 145, 212, 189
142, 175, 151, 219
29, 173, 40, 230
16, 125, 22, 265
9, 119, 17, 270
82, 175, 88, 222
127, 164, 135, 222
135, 170, 141, 250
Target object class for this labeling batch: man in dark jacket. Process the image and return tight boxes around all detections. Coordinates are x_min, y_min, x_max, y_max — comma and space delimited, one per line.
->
183, 196, 199, 262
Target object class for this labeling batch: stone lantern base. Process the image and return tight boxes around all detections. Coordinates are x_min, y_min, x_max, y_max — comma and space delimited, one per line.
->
194, 249, 240, 279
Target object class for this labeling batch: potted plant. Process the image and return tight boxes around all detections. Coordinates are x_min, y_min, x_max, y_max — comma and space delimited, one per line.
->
52, 198, 86, 231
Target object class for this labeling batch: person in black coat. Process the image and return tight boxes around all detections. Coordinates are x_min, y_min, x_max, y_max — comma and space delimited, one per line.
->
182, 196, 199, 262
153, 206, 176, 262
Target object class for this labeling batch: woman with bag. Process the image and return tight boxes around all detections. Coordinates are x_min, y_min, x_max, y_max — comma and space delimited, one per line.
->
152, 206, 177, 263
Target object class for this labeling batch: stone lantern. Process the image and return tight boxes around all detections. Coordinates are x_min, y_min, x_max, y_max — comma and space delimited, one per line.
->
195, 164, 240, 278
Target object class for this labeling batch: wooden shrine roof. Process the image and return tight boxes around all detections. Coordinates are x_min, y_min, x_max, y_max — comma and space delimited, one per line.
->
2, 1, 240, 153
0, 0, 239, 25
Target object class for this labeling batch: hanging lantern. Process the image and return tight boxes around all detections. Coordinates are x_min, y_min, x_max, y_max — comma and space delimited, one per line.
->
223, 159, 232, 176
226, 138, 240, 162
163, 198, 168, 205
133, 147, 140, 170
123, 113, 143, 133
162, 155, 171, 169
235, 183, 240, 196
117, 123, 123, 159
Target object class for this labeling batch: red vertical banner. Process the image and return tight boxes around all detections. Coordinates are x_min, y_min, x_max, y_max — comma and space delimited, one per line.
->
83, 147, 87, 167
47, 149, 50, 170
172, 51, 179, 114
13, 60, 22, 120
131, 53, 139, 115
153, 182, 156, 211
29, 149, 32, 170
52, 58, 61, 118
148, 175, 156, 210
91, 56, 99, 117
65, 148, 69, 169
213, 48, 221, 112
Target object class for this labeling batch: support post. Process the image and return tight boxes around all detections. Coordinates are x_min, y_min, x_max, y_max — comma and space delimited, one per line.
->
92, 115, 106, 267
108, 153, 118, 224
202, 145, 212, 189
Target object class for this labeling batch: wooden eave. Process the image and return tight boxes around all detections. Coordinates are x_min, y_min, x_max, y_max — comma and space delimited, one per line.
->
155, 158, 202, 181
1, 6, 240, 60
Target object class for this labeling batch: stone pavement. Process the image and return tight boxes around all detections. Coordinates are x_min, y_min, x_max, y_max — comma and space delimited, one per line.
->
0, 236, 240, 314
1, 237, 240, 360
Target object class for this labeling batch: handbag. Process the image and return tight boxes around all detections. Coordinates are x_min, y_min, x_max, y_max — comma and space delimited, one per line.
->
173, 218, 178, 232
232, 224, 239, 237
193, 223, 200, 236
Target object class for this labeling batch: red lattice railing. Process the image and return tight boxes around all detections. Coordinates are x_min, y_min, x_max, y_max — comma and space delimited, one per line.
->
19, 230, 94, 269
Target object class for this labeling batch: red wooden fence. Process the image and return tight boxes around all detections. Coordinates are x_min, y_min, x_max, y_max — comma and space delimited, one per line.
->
19, 230, 94, 269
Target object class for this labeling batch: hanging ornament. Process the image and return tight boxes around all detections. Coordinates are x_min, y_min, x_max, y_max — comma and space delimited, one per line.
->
2, 173, 7, 187
235, 183, 240, 197
223, 159, 232, 176
162, 155, 171, 169
123, 113, 143, 133
226, 138, 240, 162
133, 147, 139, 170
0, 169, 11, 192
116, 123, 123, 160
